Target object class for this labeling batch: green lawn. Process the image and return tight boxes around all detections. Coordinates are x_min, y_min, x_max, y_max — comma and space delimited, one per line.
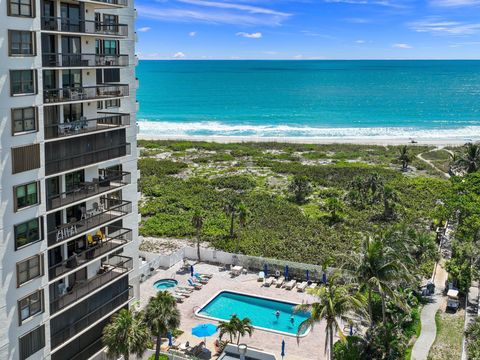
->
427, 309, 465, 360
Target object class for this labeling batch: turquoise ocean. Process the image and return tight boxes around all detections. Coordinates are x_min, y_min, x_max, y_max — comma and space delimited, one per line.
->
136, 60, 480, 140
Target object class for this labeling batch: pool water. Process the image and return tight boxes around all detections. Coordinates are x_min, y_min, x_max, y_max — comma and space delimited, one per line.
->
153, 279, 178, 290
197, 291, 310, 336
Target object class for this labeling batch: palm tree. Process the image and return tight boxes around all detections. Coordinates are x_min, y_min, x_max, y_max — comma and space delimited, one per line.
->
355, 236, 400, 329
218, 315, 240, 343
456, 142, 480, 173
295, 270, 365, 360
191, 210, 204, 261
224, 196, 240, 239
102, 307, 151, 360
235, 317, 254, 344
398, 146, 411, 171
236, 203, 249, 253
145, 291, 181, 360
288, 175, 312, 204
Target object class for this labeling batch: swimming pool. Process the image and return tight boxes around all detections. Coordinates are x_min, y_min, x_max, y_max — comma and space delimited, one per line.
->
196, 291, 311, 337
153, 279, 178, 290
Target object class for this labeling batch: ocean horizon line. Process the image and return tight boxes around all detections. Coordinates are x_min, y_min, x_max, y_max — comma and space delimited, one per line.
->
138, 58, 480, 61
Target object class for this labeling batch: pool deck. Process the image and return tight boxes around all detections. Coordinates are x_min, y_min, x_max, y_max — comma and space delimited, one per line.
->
140, 261, 329, 360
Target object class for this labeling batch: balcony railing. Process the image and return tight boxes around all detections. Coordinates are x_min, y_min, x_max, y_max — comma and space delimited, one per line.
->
84, 0, 129, 6
50, 255, 133, 314
45, 113, 130, 140
47, 170, 131, 210
45, 142, 131, 175
47, 198, 132, 246
42, 53, 129, 68
51, 285, 132, 349
48, 227, 132, 280
41, 17, 128, 36
44, 84, 129, 104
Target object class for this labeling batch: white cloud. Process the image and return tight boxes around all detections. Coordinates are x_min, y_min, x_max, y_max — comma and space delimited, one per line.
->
137, 27, 151, 32
430, 0, 480, 6
173, 52, 186, 58
236, 32, 262, 38
356, 39, 366, 43
392, 43, 412, 48
189, 31, 197, 36
178, 0, 290, 16
293, 54, 303, 59
409, 18, 480, 35
136, 1, 291, 27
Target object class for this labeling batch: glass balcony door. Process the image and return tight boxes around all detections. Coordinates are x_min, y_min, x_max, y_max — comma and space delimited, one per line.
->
61, 3, 81, 33
62, 36, 82, 66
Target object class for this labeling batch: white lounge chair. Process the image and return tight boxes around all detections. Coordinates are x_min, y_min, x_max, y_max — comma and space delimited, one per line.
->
175, 289, 191, 297
264, 276, 275, 287
284, 279, 297, 290
275, 276, 285, 288
297, 281, 308, 292
177, 286, 194, 293
172, 294, 184, 302
308, 282, 318, 289
257, 271, 265, 282
187, 278, 202, 289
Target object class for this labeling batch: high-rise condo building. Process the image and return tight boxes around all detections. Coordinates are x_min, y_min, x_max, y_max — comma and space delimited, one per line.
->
0, 0, 139, 358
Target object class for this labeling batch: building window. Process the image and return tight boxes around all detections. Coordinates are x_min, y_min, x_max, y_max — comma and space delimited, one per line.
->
8, 0, 34, 17
12, 107, 37, 134
9, 30, 35, 56
12, 144, 41, 174
19, 325, 45, 360
105, 99, 120, 108
14, 182, 39, 211
17, 254, 43, 287
15, 218, 42, 250
18, 290, 43, 325
96, 39, 119, 55
10, 70, 36, 96
103, 68, 120, 83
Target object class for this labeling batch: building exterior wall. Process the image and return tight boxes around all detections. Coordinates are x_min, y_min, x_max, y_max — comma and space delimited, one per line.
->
0, 0, 139, 358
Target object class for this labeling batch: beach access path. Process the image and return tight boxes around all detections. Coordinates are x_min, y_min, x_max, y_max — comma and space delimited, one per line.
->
411, 264, 448, 360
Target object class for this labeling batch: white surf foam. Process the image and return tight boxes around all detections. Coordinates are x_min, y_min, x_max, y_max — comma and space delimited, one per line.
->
137, 120, 480, 140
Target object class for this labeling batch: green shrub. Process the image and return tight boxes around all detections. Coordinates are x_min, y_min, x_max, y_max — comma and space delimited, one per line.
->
139, 158, 187, 177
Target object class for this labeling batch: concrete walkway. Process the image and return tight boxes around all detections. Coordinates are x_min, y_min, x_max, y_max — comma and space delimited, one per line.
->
461, 280, 479, 360
411, 265, 448, 360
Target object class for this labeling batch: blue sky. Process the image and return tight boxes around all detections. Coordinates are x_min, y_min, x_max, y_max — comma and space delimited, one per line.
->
135, 0, 480, 59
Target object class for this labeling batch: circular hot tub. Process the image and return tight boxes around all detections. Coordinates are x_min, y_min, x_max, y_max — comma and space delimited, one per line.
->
153, 279, 178, 290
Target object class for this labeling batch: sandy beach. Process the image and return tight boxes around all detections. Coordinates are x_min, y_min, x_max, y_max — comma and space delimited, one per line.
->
138, 134, 474, 147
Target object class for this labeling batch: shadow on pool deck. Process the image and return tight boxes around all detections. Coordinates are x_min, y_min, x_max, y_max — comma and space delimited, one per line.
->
140, 261, 329, 360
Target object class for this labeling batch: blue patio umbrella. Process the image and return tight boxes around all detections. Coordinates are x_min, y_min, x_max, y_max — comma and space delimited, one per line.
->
192, 323, 218, 343
322, 272, 327, 284
264, 263, 268, 276
167, 331, 173, 346
306, 270, 310, 282
281, 339, 285, 359
190, 265, 194, 277
285, 265, 289, 280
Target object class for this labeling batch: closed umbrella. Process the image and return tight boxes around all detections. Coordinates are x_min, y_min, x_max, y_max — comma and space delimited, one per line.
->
190, 265, 194, 277
264, 263, 268, 276
322, 272, 327, 285
192, 323, 218, 343
306, 270, 310, 283
285, 265, 289, 281
281, 339, 285, 359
